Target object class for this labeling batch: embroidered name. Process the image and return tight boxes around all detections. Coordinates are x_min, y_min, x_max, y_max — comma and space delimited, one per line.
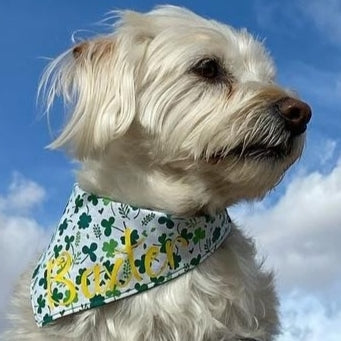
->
45, 228, 188, 307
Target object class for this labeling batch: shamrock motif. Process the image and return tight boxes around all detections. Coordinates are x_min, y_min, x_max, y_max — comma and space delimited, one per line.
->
172, 253, 182, 269
42, 313, 53, 326
180, 228, 193, 243
120, 229, 140, 246
53, 244, 62, 258
64, 235, 75, 251
151, 276, 165, 286
190, 254, 202, 266
106, 288, 121, 298
82, 243, 98, 262
38, 270, 47, 289
158, 215, 175, 229
78, 213, 92, 229
193, 227, 206, 244
158, 233, 169, 253
134, 255, 146, 274
102, 198, 111, 206
88, 194, 98, 206
89, 294, 105, 308
74, 195, 83, 213
37, 294, 45, 314
75, 268, 90, 285
101, 217, 115, 237
51, 288, 63, 306
102, 239, 118, 258
58, 219, 68, 236
63, 290, 78, 305
212, 227, 221, 243
134, 283, 148, 292
102, 260, 114, 280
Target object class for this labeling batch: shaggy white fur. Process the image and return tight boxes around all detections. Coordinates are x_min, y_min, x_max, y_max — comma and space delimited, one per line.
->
3, 5, 311, 341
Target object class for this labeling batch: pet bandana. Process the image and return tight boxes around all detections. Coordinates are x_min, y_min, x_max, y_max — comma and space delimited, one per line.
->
31, 184, 232, 326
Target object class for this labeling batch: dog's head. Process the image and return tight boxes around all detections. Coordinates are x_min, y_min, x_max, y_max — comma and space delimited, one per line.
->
42, 6, 311, 213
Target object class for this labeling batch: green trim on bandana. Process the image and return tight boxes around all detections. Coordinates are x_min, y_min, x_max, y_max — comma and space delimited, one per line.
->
31, 184, 232, 327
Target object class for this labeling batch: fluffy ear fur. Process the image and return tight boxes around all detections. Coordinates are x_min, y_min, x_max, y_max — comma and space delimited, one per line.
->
40, 12, 151, 159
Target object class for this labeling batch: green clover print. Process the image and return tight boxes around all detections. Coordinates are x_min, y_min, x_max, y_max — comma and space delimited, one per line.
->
74, 195, 84, 213
134, 255, 146, 274
106, 288, 121, 298
42, 313, 53, 326
58, 218, 68, 236
53, 244, 62, 258
102, 239, 118, 258
158, 233, 170, 253
64, 235, 75, 251
75, 268, 90, 285
134, 283, 148, 292
180, 228, 193, 243
37, 294, 46, 314
78, 213, 92, 229
101, 217, 115, 237
212, 227, 221, 243
158, 215, 175, 229
193, 227, 206, 244
88, 194, 98, 206
190, 254, 202, 266
89, 294, 105, 309
38, 270, 47, 289
120, 229, 140, 245
102, 260, 114, 280
51, 288, 63, 306
82, 243, 98, 262
151, 276, 165, 286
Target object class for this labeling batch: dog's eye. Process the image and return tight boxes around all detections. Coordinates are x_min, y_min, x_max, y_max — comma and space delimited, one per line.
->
193, 58, 221, 79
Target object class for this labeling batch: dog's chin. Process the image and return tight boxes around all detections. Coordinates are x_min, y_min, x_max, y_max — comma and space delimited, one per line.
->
206, 136, 304, 164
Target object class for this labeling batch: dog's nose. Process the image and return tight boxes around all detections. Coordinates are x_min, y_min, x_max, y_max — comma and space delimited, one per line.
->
275, 97, 312, 135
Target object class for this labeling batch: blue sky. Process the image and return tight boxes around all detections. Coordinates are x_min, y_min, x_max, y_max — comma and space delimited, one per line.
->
0, 1, 340, 340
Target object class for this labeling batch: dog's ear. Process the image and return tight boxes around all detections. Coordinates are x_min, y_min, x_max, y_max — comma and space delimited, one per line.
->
41, 12, 153, 159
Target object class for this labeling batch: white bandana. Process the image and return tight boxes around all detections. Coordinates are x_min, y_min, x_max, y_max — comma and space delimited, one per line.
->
31, 184, 232, 326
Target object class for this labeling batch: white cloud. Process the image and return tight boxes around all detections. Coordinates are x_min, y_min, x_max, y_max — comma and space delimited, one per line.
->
278, 292, 341, 341
0, 172, 46, 213
0, 175, 50, 332
233, 158, 341, 294
231, 152, 341, 340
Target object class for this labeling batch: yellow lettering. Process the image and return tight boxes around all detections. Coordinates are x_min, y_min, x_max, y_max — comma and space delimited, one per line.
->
166, 236, 188, 269
122, 228, 143, 281
80, 264, 102, 299
46, 251, 77, 307
145, 246, 166, 278
105, 258, 124, 290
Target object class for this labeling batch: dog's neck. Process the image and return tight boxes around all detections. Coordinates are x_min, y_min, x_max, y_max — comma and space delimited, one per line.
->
76, 130, 213, 215
76, 130, 258, 216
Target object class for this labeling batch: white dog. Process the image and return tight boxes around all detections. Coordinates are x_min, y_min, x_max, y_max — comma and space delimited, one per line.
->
3, 6, 311, 341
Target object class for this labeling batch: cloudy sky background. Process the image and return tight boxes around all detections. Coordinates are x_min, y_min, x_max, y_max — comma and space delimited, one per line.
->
0, 1, 340, 340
